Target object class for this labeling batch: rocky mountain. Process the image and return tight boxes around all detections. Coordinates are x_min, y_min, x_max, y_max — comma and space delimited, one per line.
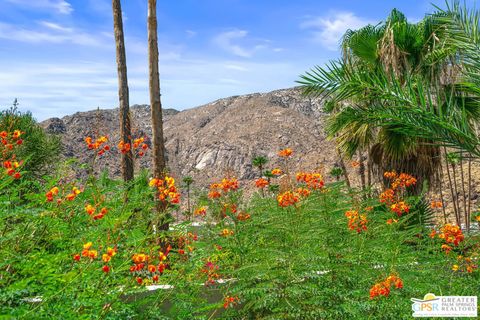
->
40, 87, 351, 187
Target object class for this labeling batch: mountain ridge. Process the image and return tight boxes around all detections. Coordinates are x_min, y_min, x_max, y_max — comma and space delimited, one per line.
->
40, 87, 346, 186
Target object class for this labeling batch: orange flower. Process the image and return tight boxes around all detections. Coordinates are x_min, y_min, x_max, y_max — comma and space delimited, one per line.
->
236, 212, 251, 221
379, 188, 395, 204
383, 171, 398, 180
149, 176, 181, 205
194, 207, 207, 216
102, 254, 111, 263
430, 200, 443, 209
277, 191, 299, 207
208, 190, 221, 199
106, 247, 116, 257
296, 187, 311, 198
370, 274, 403, 299
220, 229, 234, 237
148, 265, 156, 273
390, 201, 410, 216
345, 210, 368, 233
223, 296, 239, 309
85, 204, 96, 215
278, 148, 293, 157
296, 172, 324, 189
132, 253, 149, 264
255, 178, 269, 188
88, 250, 98, 259
351, 161, 360, 168
271, 168, 282, 175
386, 218, 398, 225
439, 224, 464, 246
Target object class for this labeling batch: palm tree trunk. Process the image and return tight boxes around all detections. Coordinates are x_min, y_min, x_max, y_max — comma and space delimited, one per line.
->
148, 0, 168, 230
367, 154, 372, 187
358, 151, 366, 191
337, 148, 351, 188
467, 154, 472, 233
443, 147, 461, 225
437, 160, 447, 224
459, 152, 468, 232
112, 0, 134, 184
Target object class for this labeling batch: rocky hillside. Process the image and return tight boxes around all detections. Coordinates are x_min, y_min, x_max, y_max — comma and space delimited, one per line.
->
40, 87, 352, 187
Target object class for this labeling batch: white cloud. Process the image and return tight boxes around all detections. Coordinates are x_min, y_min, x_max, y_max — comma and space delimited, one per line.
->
301, 12, 372, 50
0, 22, 108, 47
38, 21, 73, 33
213, 30, 253, 58
186, 30, 197, 38
5, 0, 73, 14
212, 29, 274, 58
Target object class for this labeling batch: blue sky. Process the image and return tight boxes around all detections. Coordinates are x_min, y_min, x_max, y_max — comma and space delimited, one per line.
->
0, 0, 467, 120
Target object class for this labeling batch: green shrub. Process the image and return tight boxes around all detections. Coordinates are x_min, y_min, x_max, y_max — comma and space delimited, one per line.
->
0, 107, 61, 181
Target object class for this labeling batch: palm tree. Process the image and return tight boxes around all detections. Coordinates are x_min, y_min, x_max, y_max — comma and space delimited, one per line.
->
112, 0, 134, 183
148, 0, 168, 230
252, 156, 268, 177
300, 2, 480, 229
299, 9, 447, 193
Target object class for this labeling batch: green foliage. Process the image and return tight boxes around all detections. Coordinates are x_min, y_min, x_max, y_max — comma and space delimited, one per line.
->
0, 107, 61, 181
330, 166, 344, 178
2, 164, 478, 319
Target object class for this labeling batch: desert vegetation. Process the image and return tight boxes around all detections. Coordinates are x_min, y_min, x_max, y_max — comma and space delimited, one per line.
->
1, 1, 480, 319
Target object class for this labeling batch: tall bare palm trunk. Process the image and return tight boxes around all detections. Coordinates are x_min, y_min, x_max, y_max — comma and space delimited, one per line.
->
467, 155, 472, 233
112, 0, 134, 183
337, 149, 351, 188
459, 152, 469, 232
148, 0, 168, 230
444, 147, 461, 225
358, 151, 366, 191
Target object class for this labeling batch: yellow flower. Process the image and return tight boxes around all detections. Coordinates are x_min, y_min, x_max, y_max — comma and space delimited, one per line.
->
102, 253, 111, 263
452, 264, 459, 272
83, 242, 93, 250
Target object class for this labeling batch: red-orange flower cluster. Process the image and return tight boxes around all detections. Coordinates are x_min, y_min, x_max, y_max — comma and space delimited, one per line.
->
118, 137, 149, 157
0, 130, 24, 179
430, 200, 443, 209
149, 176, 180, 205
85, 204, 108, 220
201, 260, 221, 285
3, 160, 22, 179
278, 148, 293, 157
255, 178, 269, 188
296, 172, 324, 190
45, 186, 82, 204
277, 191, 299, 207
369, 274, 403, 299
223, 296, 240, 309
75, 242, 118, 273
452, 255, 478, 273
194, 206, 207, 217
208, 178, 239, 198
130, 245, 171, 285
390, 201, 410, 217
85, 136, 109, 155
379, 171, 417, 217
384, 171, 417, 189
271, 168, 282, 176
345, 210, 368, 233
